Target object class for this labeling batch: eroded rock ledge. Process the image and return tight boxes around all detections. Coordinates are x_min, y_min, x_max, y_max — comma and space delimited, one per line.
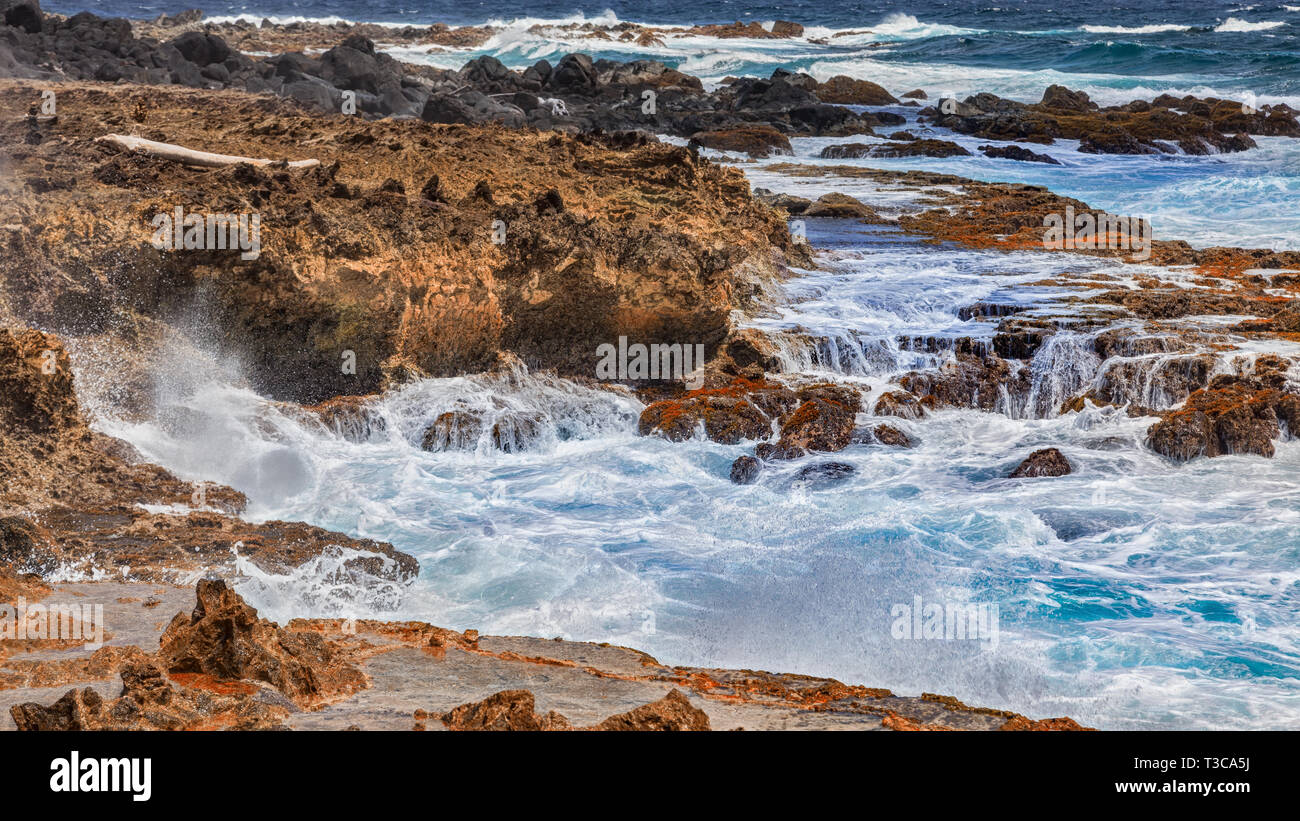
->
0, 81, 803, 404
3, 579, 1090, 731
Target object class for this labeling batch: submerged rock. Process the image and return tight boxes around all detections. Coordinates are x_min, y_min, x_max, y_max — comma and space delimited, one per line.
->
821, 139, 971, 159
794, 461, 857, 485
1009, 448, 1072, 478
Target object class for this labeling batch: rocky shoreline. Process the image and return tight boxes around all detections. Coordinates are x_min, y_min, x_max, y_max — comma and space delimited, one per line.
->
2, 3, 1298, 730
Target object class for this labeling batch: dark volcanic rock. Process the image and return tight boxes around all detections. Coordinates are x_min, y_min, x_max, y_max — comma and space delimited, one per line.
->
1009, 448, 1072, 478
979, 144, 1061, 164
821, 139, 971, 159
730, 454, 762, 484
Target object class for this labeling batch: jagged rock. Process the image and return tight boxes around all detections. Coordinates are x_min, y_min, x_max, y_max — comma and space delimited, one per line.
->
1009, 448, 1072, 478
1146, 375, 1300, 461
0, 328, 82, 434
158, 579, 366, 706
10, 660, 290, 731
440, 689, 571, 731
594, 689, 710, 731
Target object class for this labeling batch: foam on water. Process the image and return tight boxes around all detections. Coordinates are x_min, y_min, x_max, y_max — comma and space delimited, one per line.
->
85, 210, 1300, 729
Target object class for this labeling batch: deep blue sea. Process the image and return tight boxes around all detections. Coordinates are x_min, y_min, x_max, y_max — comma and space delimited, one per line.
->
58, 0, 1300, 98
50, 0, 1300, 728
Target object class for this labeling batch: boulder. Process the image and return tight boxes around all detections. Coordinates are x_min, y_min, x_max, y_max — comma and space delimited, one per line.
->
1008, 448, 1072, 478
730, 454, 761, 484
815, 75, 898, 106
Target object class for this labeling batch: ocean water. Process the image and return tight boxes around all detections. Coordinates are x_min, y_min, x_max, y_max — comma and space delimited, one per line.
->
52, 1, 1300, 728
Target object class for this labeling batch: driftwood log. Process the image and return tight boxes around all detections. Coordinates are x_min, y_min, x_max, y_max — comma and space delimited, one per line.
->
95, 134, 321, 169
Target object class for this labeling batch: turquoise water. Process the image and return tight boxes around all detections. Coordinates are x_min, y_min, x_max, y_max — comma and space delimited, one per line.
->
56, 0, 1300, 728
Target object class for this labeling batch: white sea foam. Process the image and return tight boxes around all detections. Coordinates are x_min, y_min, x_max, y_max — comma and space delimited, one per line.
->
1215, 17, 1286, 32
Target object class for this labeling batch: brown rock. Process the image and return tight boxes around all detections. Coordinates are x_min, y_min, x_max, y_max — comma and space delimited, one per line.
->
158, 579, 366, 706
10, 660, 290, 731
872, 424, 913, 448
440, 689, 572, 731
874, 390, 933, 419
688, 126, 793, 159
802, 192, 883, 220
1009, 448, 1072, 478
422, 410, 484, 451
776, 392, 859, 453
594, 689, 711, 731
815, 75, 898, 106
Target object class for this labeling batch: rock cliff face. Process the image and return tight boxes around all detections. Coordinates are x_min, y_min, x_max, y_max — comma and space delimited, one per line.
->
0, 82, 805, 403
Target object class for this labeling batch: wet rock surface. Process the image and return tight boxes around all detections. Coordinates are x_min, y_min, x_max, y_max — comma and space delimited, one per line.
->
4, 580, 1090, 731
1009, 448, 1073, 478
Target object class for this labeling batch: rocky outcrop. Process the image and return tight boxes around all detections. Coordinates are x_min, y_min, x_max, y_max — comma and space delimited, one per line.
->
923, 85, 1295, 155
1147, 364, 1300, 461
814, 75, 898, 106
10, 660, 291, 730
159, 579, 367, 706
440, 689, 572, 731
595, 689, 710, 730
0, 328, 417, 581
1, 83, 804, 404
